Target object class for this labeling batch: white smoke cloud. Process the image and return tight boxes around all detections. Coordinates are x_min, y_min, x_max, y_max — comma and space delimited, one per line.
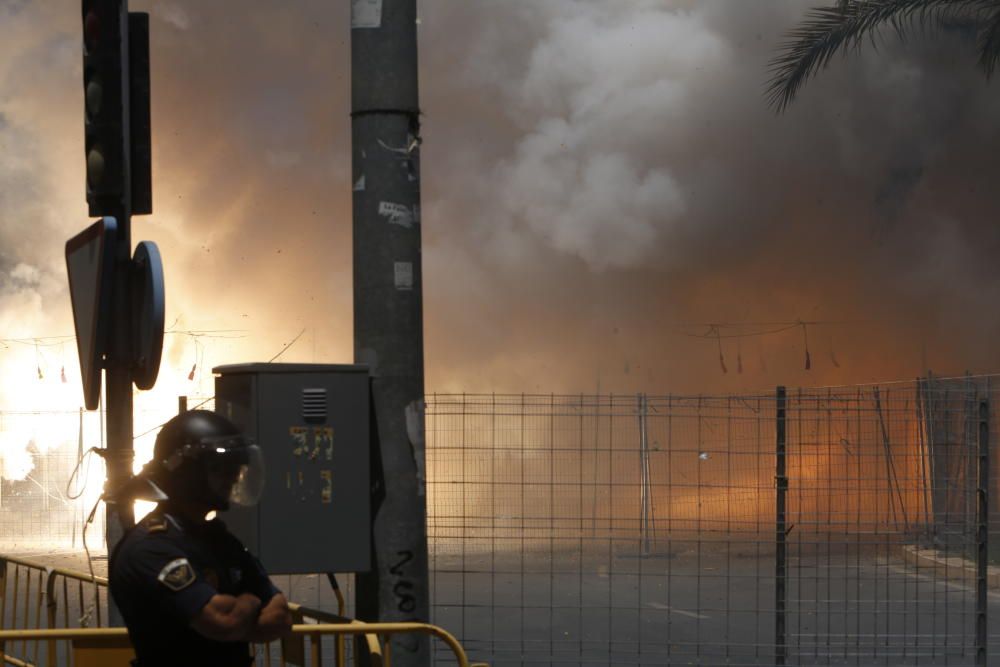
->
2, 0, 1000, 399
0, 432, 34, 481
417, 0, 1000, 388
154, 3, 192, 32
498, 136, 682, 269
468, 2, 728, 270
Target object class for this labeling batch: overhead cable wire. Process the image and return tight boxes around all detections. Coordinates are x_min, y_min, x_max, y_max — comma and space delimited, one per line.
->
268, 328, 307, 363
675, 319, 858, 340
678, 323, 802, 340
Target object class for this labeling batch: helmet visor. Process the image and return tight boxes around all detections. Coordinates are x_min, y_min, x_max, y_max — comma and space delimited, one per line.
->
207, 443, 265, 508
230, 444, 265, 507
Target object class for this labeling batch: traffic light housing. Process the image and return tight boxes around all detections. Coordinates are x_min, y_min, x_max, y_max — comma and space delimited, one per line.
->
128, 12, 152, 216
82, 0, 129, 217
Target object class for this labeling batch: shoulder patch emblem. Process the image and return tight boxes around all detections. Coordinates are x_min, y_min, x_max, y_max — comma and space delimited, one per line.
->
158, 558, 196, 592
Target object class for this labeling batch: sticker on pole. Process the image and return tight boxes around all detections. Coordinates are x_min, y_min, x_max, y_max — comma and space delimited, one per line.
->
352, 0, 382, 28
65, 217, 117, 410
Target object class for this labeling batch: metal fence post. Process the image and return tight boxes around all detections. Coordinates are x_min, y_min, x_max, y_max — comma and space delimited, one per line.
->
976, 398, 989, 667
775, 386, 787, 666
639, 393, 651, 556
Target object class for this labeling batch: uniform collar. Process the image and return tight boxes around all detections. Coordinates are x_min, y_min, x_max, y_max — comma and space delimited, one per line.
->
157, 504, 228, 537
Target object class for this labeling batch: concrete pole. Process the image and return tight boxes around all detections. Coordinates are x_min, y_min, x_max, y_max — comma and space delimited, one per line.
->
351, 1, 429, 665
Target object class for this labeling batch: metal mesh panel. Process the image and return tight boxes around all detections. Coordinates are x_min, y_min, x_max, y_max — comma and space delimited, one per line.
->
426, 393, 780, 666
0, 380, 995, 666
781, 384, 988, 665
0, 400, 215, 550
427, 382, 995, 666
0, 409, 105, 548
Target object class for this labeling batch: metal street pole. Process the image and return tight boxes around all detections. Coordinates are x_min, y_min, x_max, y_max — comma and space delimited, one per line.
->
105, 194, 134, 629
81, 0, 135, 625
351, 1, 429, 665
103, 89, 134, 630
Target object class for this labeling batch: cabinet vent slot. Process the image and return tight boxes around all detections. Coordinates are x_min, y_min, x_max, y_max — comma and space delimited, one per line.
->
302, 388, 327, 422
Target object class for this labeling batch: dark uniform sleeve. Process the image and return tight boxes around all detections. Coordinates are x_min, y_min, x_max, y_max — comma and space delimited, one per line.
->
239, 548, 281, 605
117, 537, 218, 624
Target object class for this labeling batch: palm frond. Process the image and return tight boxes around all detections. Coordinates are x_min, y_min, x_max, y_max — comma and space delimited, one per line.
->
976, 4, 1000, 75
766, 0, 998, 112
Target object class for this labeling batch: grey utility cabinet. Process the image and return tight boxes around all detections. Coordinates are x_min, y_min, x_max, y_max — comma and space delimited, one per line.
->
213, 363, 370, 574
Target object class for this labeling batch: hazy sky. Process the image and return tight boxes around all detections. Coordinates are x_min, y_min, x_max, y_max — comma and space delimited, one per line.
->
3, 0, 1000, 408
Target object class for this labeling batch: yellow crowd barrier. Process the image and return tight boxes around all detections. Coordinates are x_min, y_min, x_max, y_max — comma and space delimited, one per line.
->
0, 555, 108, 667
0, 622, 486, 667
0, 555, 486, 667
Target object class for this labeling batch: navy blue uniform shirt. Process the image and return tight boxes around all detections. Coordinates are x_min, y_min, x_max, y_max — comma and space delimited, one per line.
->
109, 506, 281, 667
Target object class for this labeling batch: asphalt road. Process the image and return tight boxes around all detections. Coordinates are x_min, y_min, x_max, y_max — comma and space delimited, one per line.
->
4, 542, 1000, 666
428, 542, 1000, 666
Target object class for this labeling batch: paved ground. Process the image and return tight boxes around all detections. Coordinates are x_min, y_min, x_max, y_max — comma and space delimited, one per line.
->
426, 542, 1000, 666
3, 542, 1000, 666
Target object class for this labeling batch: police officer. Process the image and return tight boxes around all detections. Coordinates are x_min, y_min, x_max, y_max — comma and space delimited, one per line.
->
109, 410, 293, 666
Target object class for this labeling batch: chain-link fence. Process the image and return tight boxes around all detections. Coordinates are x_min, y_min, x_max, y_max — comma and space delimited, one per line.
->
0, 409, 104, 549
0, 378, 996, 665
426, 393, 780, 665
780, 381, 995, 665
426, 379, 998, 666
0, 400, 214, 551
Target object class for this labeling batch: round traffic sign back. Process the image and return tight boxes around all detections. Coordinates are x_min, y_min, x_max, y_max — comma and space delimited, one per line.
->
131, 240, 164, 390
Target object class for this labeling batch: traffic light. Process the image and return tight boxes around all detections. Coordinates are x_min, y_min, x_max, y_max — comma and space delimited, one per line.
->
128, 12, 152, 216
81, 0, 129, 217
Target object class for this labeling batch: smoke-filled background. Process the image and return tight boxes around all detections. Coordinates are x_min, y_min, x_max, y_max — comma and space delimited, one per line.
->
3, 0, 1000, 412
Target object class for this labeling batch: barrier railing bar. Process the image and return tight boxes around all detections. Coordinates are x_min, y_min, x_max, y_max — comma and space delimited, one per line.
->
75, 581, 83, 628
0, 555, 110, 667
1, 654, 33, 667
0, 558, 103, 589
29, 571, 40, 666
0, 553, 395, 667
44, 568, 56, 667
10, 565, 18, 660
0, 622, 478, 667
0, 559, 6, 660
286, 604, 382, 667
976, 398, 989, 667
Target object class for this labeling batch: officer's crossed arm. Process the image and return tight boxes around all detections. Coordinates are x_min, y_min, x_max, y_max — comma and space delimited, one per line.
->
121, 539, 282, 644
237, 549, 293, 642
191, 592, 263, 642
248, 592, 293, 643
148, 550, 262, 642
189, 550, 293, 642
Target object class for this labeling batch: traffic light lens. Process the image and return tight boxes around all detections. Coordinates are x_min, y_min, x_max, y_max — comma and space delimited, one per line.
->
86, 148, 105, 188
84, 11, 100, 51
85, 79, 102, 117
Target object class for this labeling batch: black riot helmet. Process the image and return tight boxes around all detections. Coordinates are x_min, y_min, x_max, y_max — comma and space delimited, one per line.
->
148, 410, 265, 511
